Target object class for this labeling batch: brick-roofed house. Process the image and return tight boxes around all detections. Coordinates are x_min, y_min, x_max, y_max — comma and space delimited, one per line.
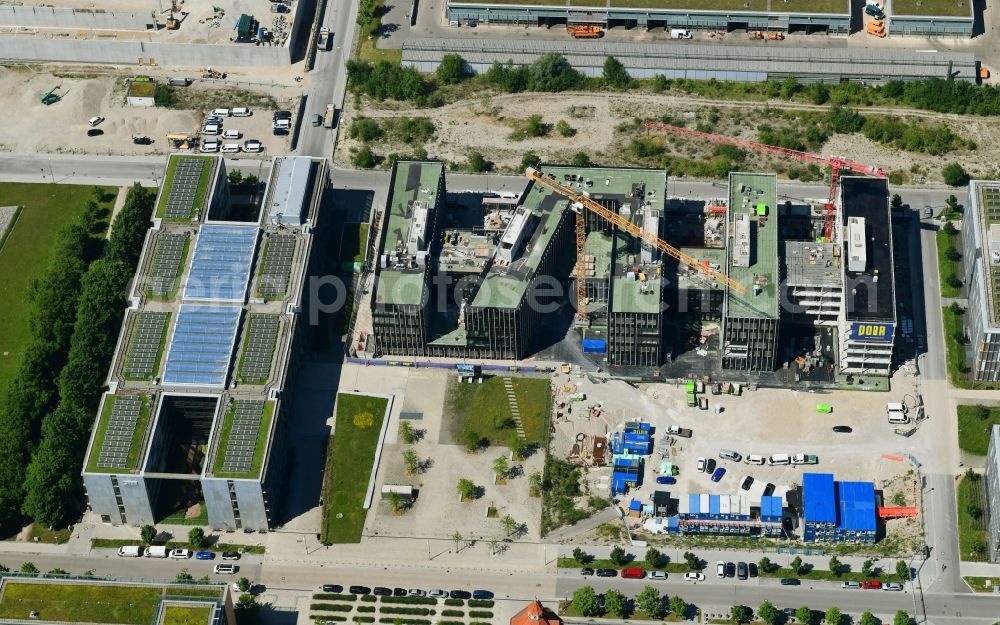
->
510, 601, 561, 625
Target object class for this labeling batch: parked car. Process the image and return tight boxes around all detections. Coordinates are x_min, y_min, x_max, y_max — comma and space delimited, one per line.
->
222, 129, 242, 140
322, 584, 343, 593
780, 578, 801, 586
407, 589, 426, 597
213, 564, 237, 574
429, 589, 448, 598
841, 581, 861, 589
725, 562, 735, 578
200, 140, 219, 153
206, 116, 224, 125
711, 467, 726, 482
202, 123, 221, 135
132, 134, 152, 145
117, 546, 142, 557
860, 580, 882, 590
373, 587, 392, 596
737, 562, 748, 580
833, 425, 853, 433
748, 563, 758, 578
716, 561, 725, 578
649, 571, 667, 580
705, 458, 717, 473
194, 551, 214, 560
349, 586, 372, 595
684, 572, 704, 581
472, 590, 493, 600
88, 116, 104, 127
273, 110, 292, 121
696, 457, 706, 472
719, 449, 742, 462
596, 568, 617, 578
740, 475, 754, 491
221, 551, 241, 561
169, 549, 190, 559
621, 568, 645, 580
243, 139, 263, 153
87, 128, 104, 137
883, 582, 903, 591
656, 476, 676, 485
393, 588, 407, 597
580, 568, 594, 576
762, 483, 775, 496
449, 590, 471, 599
312, 113, 323, 127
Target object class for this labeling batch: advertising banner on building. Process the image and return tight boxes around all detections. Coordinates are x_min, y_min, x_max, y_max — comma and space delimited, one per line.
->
849, 322, 894, 343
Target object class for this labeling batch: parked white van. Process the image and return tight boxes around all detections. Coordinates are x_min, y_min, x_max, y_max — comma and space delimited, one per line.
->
117, 545, 142, 557
212, 108, 231, 118
888, 412, 910, 425
221, 143, 241, 153
231, 107, 252, 117
767, 453, 791, 466
145, 546, 168, 558
670, 29, 692, 39
744, 454, 765, 466
886, 402, 907, 414
169, 548, 191, 559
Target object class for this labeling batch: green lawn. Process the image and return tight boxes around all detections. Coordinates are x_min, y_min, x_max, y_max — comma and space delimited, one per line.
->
446, 375, 552, 446
321, 393, 389, 544
963, 576, 1000, 592
957, 405, 1000, 455
943, 306, 970, 386
0, 183, 114, 393
936, 229, 962, 298
210, 400, 276, 478
958, 474, 989, 561
155, 155, 214, 220
163, 605, 213, 625
123, 312, 171, 381
760, 564, 906, 583
557, 557, 692, 572
0, 582, 219, 624
85, 394, 152, 474
893, 0, 971, 16
90, 537, 264, 554
610, 0, 768, 10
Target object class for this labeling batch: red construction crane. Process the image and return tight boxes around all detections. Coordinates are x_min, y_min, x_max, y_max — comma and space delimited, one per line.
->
641, 120, 887, 242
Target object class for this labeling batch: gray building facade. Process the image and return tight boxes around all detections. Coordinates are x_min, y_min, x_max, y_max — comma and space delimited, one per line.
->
962, 181, 1000, 382
986, 424, 1000, 561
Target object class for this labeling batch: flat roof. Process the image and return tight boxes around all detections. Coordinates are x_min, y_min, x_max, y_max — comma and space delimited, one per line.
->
267, 156, 312, 227
836, 481, 877, 531
183, 224, 259, 303
803, 472, 836, 523
162, 304, 242, 387
209, 399, 275, 479
155, 155, 215, 221
969, 181, 1000, 327
726, 173, 778, 319
451, 0, 849, 13
784, 241, 838, 287
841, 177, 895, 323
439, 230, 495, 274
892, 0, 973, 17
374, 161, 444, 307
85, 393, 153, 474
584, 231, 614, 282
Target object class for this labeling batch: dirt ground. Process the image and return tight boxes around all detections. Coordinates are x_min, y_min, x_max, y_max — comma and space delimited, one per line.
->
337, 89, 1000, 184
0, 65, 298, 156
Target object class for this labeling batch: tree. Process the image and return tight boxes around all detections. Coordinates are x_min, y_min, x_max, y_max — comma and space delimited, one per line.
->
781, 76, 800, 99
603, 56, 630, 88
942, 162, 970, 187
141, 525, 157, 545
529, 53, 583, 92
234, 593, 262, 625
519, 151, 542, 172
609, 546, 627, 565
967, 500, 983, 519
943, 220, 958, 235
357, 0, 376, 26
828, 555, 841, 576
893, 611, 911, 625
388, 492, 403, 514
825, 607, 842, 625
859, 612, 877, 625
467, 151, 491, 173
572, 586, 601, 617
571, 152, 591, 167
796, 607, 813, 624
758, 601, 780, 625
644, 547, 661, 568
176, 569, 193, 582
457, 478, 476, 501
972, 404, 990, 420
947, 274, 963, 290
945, 194, 963, 216
950, 301, 966, 316
684, 551, 699, 569
493, 455, 509, 479
104, 184, 154, 267
946, 246, 962, 261
572, 547, 589, 564
525, 115, 547, 138
669, 595, 687, 617
635, 585, 661, 618
556, 120, 575, 137
398, 421, 414, 444
20, 562, 38, 574
604, 589, 627, 618
237, 577, 252, 592
501, 514, 517, 537
188, 527, 206, 548
758, 556, 772, 574
790, 555, 804, 575
353, 146, 376, 168
463, 430, 482, 453
436, 53, 466, 85
890, 194, 904, 211
528, 471, 542, 496
731, 605, 752, 624
861, 558, 874, 576
403, 449, 419, 476
896, 559, 910, 580
48, 567, 67, 575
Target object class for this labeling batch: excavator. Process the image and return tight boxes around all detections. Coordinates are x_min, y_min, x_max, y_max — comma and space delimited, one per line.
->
567, 24, 602, 39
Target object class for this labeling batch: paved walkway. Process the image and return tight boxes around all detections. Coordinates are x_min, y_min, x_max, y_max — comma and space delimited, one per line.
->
958, 560, 1000, 577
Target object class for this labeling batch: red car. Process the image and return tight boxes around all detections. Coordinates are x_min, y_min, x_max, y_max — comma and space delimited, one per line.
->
860, 580, 882, 590
621, 567, 646, 579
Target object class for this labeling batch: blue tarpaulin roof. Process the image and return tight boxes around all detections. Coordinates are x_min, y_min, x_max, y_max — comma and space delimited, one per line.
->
803, 473, 837, 523
837, 481, 876, 531
629, 499, 642, 511
761, 495, 783, 520
688, 493, 700, 514
709, 495, 720, 515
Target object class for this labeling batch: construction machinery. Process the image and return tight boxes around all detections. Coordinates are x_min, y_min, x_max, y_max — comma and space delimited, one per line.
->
748, 30, 764, 40
166, 132, 193, 149
524, 167, 745, 324
567, 24, 602, 38
866, 20, 886, 37
40, 85, 62, 105
164, 1, 181, 29
641, 120, 887, 242
767, 32, 784, 40
200, 66, 225, 79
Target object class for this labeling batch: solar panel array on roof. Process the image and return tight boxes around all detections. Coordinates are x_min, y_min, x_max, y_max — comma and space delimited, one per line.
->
123, 312, 170, 380
803, 472, 837, 523
165, 158, 206, 220
163, 304, 241, 386
148, 233, 189, 298
96, 396, 143, 469
257, 235, 295, 299
237, 314, 279, 384
220, 400, 266, 475
837, 481, 876, 531
183, 225, 258, 302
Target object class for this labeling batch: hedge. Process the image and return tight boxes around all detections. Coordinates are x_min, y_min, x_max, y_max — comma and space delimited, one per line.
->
471, 621, 492, 625
361, 596, 378, 603
357, 606, 376, 613
312, 604, 353, 612
469, 611, 493, 618
314, 594, 358, 602
443, 599, 464, 607
378, 607, 433, 616
439, 621, 465, 625
468, 600, 494, 608
313, 617, 347, 623
353, 618, 376, 623
377, 620, 431, 625
380, 597, 438, 605
441, 610, 464, 617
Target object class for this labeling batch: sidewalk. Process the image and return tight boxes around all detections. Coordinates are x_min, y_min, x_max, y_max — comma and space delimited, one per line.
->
959, 560, 1000, 577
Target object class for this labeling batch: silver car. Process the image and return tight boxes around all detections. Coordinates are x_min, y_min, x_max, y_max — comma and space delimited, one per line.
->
407, 589, 426, 597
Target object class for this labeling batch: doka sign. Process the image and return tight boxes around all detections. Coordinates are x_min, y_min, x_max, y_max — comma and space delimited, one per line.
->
850, 322, 894, 343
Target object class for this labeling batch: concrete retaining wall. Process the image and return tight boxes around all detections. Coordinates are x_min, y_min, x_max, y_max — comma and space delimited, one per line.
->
0, 6, 153, 30
0, 36, 291, 66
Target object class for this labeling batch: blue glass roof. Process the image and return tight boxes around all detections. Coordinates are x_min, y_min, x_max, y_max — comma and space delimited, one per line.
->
183, 224, 258, 302
163, 304, 242, 387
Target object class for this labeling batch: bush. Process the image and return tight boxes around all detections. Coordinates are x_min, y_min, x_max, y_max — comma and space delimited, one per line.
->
603, 56, 630, 88
943, 162, 970, 187
441, 610, 464, 617
438, 622, 465, 625
312, 605, 354, 612
354, 146, 377, 168
469, 611, 493, 618
468, 600, 494, 608
346, 59, 434, 105
380, 597, 438, 605
378, 607, 433, 616
353, 618, 375, 624
520, 151, 542, 171
444, 599, 464, 606
350, 117, 384, 143
314, 594, 358, 602
377, 620, 430, 625
467, 152, 492, 173
571, 152, 591, 167
437, 53, 467, 85
361, 596, 378, 603
357, 606, 376, 613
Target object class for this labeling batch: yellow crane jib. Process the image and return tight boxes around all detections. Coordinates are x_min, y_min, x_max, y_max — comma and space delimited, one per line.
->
524, 168, 746, 295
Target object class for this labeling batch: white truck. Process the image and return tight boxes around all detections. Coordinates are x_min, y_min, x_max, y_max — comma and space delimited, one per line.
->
323, 103, 337, 129
666, 425, 693, 438
317, 27, 331, 51
792, 453, 819, 465
670, 29, 692, 39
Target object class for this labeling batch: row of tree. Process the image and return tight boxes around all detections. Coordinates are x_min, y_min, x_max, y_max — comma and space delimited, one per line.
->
0, 184, 154, 531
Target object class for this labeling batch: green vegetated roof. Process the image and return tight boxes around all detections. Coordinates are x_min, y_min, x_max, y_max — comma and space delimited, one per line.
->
374, 161, 443, 307
85, 394, 153, 474
128, 81, 157, 98
0, 580, 222, 625
727, 172, 778, 319
161, 604, 214, 625
155, 155, 215, 221
892, 0, 972, 17
210, 399, 275, 479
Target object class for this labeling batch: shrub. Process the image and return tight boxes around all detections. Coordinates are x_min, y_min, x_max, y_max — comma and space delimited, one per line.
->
444, 599, 464, 606
353, 618, 375, 623
377, 620, 430, 625
943, 162, 970, 187
380, 597, 437, 605
361, 596, 378, 603
312, 604, 353, 612
437, 53, 467, 85
468, 600, 494, 608
378, 607, 433, 616
438, 622, 465, 625
353, 146, 377, 168
357, 606, 376, 613
469, 611, 493, 618
441, 610, 464, 617
350, 117, 383, 143
314, 594, 358, 602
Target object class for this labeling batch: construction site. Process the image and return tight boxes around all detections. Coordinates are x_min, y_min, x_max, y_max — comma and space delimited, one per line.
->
365, 119, 902, 388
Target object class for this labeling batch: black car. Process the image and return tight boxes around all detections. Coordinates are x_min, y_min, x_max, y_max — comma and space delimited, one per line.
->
472, 590, 493, 600
725, 562, 735, 578
323, 584, 344, 593
273, 110, 293, 121
393, 588, 407, 597
780, 578, 801, 586
737, 562, 748, 580
595, 568, 618, 578
221, 551, 241, 560
833, 425, 853, 433
87, 128, 103, 137
581, 568, 595, 576
449, 590, 471, 600
748, 563, 758, 578
740, 476, 754, 491
349, 586, 371, 595
762, 483, 776, 497
706, 458, 717, 474
373, 587, 392, 596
